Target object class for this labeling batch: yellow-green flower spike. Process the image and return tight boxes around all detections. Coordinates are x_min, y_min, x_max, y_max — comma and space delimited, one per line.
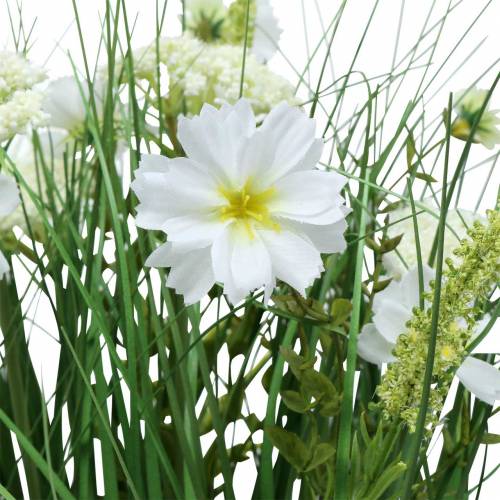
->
377, 210, 500, 431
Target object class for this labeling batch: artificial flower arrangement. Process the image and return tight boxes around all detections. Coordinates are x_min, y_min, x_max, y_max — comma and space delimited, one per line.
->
0, 0, 499, 499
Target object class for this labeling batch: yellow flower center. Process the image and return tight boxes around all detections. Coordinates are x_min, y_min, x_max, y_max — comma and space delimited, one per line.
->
451, 118, 473, 141
440, 344, 455, 362
218, 180, 280, 237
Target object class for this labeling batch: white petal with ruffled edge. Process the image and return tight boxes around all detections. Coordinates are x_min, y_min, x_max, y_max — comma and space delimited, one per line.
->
259, 229, 323, 296
456, 356, 500, 405
154, 244, 215, 305
252, 0, 282, 62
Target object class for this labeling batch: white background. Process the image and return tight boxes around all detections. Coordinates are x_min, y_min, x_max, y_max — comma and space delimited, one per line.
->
1, 0, 500, 498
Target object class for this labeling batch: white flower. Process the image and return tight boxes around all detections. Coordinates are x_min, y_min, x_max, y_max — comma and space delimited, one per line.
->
0, 51, 46, 101
42, 76, 104, 135
1, 130, 68, 233
0, 51, 47, 142
131, 99, 348, 304
252, 0, 282, 62
383, 200, 484, 279
128, 34, 297, 116
0, 174, 20, 276
0, 90, 49, 142
358, 266, 500, 405
452, 87, 500, 149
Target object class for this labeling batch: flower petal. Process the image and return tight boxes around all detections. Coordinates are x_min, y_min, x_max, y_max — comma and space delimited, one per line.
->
161, 157, 223, 213
162, 214, 229, 249
164, 246, 215, 304
373, 301, 411, 344
132, 155, 172, 230
358, 323, 396, 365
230, 228, 272, 295
43, 77, 104, 131
283, 218, 347, 253
456, 356, 500, 405
177, 100, 255, 185
132, 155, 223, 230
268, 170, 347, 224
239, 103, 317, 188
146, 241, 216, 303
399, 264, 434, 310
252, 0, 282, 62
211, 228, 248, 304
0, 174, 19, 216
258, 229, 323, 295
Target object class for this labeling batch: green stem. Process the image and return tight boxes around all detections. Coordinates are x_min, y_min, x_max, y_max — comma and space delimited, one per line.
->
333, 136, 371, 500
401, 93, 453, 499
259, 321, 298, 498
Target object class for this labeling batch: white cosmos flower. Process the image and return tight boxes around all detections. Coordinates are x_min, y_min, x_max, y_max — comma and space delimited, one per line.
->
131, 99, 348, 304
42, 76, 104, 135
252, 0, 282, 62
358, 266, 500, 405
0, 174, 20, 276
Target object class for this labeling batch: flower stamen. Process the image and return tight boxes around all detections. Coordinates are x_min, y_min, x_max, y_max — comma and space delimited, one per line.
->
218, 180, 279, 236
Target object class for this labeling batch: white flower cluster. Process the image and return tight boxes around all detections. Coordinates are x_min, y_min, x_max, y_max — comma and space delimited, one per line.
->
0, 51, 48, 142
383, 199, 484, 278
132, 34, 297, 116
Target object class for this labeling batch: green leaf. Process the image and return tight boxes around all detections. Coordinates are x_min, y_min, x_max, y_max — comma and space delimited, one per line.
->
300, 370, 340, 417
379, 200, 402, 213
365, 462, 407, 500
280, 390, 311, 413
265, 426, 310, 472
380, 234, 403, 253
330, 298, 352, 326
373, 277, 393, 293
304, 443, 336, 472
279, 347, 315, 379
414, 172, 437, 183
481, 433, 500, 445
245, 413, 262, 434
406, 133, 416, 169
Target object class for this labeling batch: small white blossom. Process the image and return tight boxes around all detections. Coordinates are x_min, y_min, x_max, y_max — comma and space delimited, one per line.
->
0, 90, 49, 142
0, 51, 47, 142
131, 99, 348, 304
0, 174, 20, 276
128, 34, 297, 116
452, 87, 500, 149
358, 266, 500, 405
0, 51, 46, 100
383, 200, 484, 279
